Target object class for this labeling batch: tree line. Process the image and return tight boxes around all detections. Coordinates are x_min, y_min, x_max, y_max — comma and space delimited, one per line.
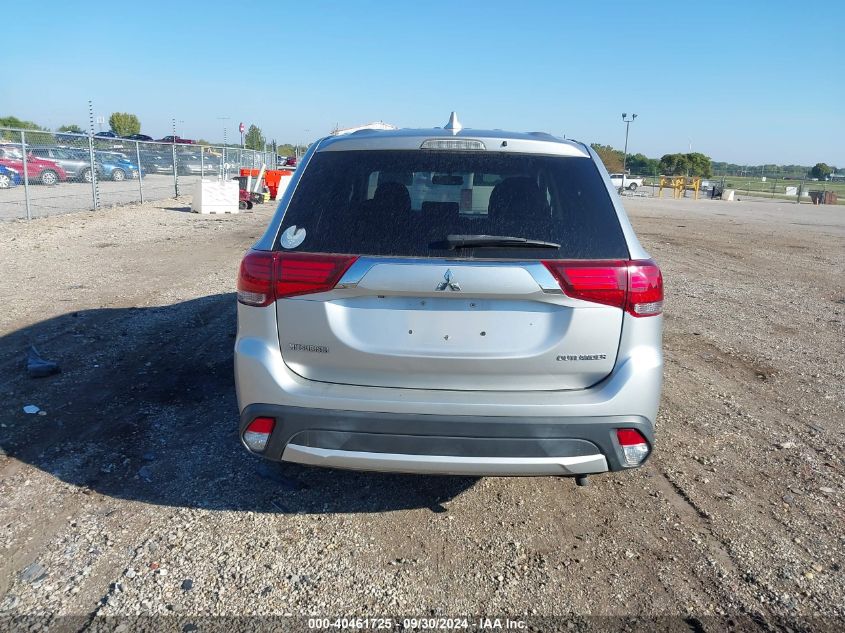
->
591, 143, 713, 178
591, 141, 839, 180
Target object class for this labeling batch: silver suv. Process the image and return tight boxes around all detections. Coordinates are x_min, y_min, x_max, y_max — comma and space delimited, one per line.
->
29, 147, 93, 182
234, 115, 663, 483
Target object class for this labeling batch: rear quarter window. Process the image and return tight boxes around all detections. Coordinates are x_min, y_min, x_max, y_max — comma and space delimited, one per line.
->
278, 149, 628, 260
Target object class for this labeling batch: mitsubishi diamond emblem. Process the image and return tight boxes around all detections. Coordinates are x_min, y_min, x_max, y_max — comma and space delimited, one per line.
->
436, 269, 461, 291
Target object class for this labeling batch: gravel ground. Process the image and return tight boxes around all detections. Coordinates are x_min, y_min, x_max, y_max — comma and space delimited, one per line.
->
0, 195, 842, 631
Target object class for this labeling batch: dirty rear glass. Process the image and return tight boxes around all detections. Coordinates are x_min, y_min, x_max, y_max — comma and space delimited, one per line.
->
278, 150, 628, 259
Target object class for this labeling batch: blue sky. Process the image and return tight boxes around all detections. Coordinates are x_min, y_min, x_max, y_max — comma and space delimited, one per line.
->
4, 0, 843, 165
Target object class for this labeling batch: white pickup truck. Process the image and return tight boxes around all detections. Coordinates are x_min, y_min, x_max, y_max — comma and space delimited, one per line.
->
609, 173, 644, 191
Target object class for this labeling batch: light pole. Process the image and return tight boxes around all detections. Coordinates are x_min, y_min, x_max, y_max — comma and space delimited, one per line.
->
621, 113, 637, 182
297, 129, 311, 159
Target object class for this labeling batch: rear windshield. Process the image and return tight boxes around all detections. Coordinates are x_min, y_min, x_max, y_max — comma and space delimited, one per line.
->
278, 150, 628, 259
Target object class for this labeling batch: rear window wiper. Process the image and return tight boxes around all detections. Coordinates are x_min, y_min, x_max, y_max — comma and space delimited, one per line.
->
441, 234, 561, 249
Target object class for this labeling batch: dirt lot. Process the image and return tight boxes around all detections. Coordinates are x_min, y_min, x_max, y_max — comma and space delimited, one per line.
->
0, 196, 842, 631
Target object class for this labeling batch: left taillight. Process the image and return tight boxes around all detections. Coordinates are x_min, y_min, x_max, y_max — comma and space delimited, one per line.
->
274, 252, 358, 299
237, 250, 275, 307
237, 250, 358, 306
243, 416, 275, 452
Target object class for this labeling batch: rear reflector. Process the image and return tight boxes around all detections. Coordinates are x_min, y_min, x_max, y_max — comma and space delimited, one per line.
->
237, 250, 358, 306
243, 416, 275, 452
616, 428, 650, 466
541, 259, 663, 317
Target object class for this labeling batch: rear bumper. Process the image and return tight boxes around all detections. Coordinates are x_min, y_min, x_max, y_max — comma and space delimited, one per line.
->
239, 404, 653, 475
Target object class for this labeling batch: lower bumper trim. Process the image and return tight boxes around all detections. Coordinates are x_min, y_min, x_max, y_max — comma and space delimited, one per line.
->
282, 444, 608, 476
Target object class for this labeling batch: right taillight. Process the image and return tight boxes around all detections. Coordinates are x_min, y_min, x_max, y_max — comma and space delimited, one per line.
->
542, 259, 663, 317
626, 260, 663, 317
237, 250, 357, 306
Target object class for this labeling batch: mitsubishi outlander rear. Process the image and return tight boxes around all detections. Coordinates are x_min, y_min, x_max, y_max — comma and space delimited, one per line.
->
234, 114, 663, 482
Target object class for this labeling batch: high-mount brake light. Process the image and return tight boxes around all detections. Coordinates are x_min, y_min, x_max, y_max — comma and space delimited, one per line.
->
420, 139, 486, 151
541, 259, 663, 317
237, 251, 358, 306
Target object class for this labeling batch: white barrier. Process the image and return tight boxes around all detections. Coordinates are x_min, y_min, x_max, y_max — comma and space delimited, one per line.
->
192, 180, 239, 214
276, 174, 293, 198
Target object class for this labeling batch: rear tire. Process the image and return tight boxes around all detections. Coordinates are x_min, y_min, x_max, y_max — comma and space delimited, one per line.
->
80, 168, 93, 183
111, 168, 126, 182
40, 170, 58, 186
628, 182, 638, 191
0, 174, 10, 188
239, 200, 248, 210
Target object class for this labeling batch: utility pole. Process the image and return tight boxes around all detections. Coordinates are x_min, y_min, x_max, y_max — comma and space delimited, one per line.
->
621, 113, 637, 188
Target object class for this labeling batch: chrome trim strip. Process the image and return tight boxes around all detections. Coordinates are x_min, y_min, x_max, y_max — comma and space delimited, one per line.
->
282, 444, 608, 476
336, 257, 562, 293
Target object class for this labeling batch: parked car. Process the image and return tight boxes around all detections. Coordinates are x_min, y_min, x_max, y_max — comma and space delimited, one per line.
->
94, 131, 119, 139
124, 134, 154, 141
175, 151, 219, 176
234, 114, 663, 482
29, 147, 94, 183
158, 135, 195, 144
609, 173, 643, 190
94, 151, 141, 181
56, 131, 87, 144
0, 146, 68, 185
0, 165, 21, 188
137, 149, 173, 174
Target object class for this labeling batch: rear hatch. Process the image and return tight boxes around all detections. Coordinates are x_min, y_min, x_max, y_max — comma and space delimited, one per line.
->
271, 147, 630, 391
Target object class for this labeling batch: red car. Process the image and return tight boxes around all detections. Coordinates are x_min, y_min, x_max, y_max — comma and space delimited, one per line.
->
0, 147, 68, 185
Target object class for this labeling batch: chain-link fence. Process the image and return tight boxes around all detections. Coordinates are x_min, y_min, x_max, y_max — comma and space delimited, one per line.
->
0, 127, 280, 220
